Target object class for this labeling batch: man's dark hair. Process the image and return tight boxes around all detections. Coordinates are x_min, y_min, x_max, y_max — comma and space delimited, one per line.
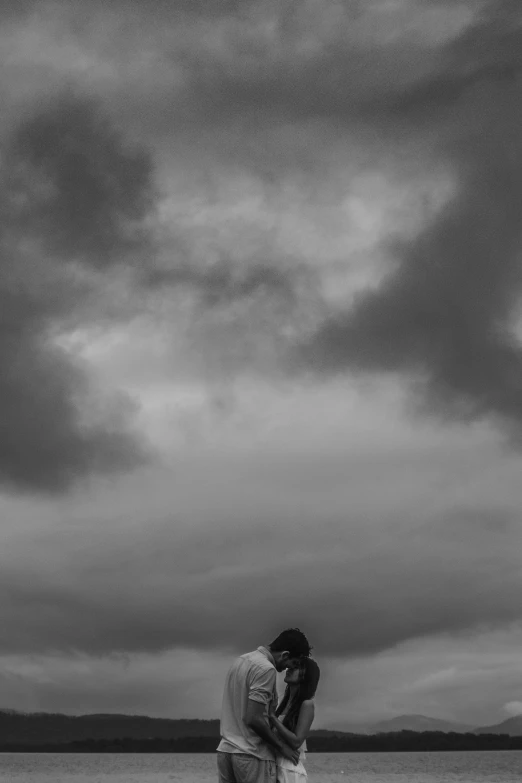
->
269, 628, 312, 658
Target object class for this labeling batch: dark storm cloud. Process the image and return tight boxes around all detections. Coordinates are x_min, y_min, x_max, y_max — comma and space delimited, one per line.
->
0, 0, 35, 18
0, 85, 302, 492
8, 95, 154, 268
127, 6, 442, 144
4, 0, 522, 670
0, 334, 143, 493
0, 0, 240, 17
0, 505, 521, 656
386, 1, 522, 117
0, 93, 155, 492
296, 5, 522, 433
145, 260, 295, 307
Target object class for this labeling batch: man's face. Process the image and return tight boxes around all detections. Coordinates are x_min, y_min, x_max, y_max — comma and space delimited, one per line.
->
277, 654, 300, 673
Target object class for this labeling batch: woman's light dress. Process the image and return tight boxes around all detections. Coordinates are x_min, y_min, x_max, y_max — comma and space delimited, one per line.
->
275, 706, 308, 783
276, 740, 307, 783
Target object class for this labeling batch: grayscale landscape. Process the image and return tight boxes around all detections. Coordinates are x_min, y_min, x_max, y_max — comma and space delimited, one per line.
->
0, 3, 522, 780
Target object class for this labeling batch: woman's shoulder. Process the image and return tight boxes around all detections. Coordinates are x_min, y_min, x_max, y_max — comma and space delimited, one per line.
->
300, 698, 315, 713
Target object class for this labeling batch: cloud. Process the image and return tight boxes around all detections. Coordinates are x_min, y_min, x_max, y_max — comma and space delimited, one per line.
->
4, 625, 522, 724
0, 419, 521, 659
294, 5, 522, 437
8, 93, 155, 267
0, 648, 230, 718
0, 0, 34, 19
146, 260, 295, 307
0, 92, 156, 492
320, 628, 522, 728
143, 0, 475, 133
0, 0, 485, 404
504, 701, 522, 716
0, 511, 519, 658
2, 0, 522, 727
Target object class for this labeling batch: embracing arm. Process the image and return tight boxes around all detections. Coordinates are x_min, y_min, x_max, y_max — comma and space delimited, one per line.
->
245, 700, 300, 764
269, 700, 315, 751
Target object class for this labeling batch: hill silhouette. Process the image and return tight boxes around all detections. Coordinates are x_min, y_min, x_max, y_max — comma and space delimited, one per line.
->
369, 714, 473, 734
0, 710, 219, 745
1, 709, 522, 752
474, 715, 522, 735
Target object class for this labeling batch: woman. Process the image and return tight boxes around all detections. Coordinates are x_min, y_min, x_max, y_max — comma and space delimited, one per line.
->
269, 657, 320, 783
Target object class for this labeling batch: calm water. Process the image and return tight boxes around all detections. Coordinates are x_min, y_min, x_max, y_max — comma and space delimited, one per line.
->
0, 751, 521, 783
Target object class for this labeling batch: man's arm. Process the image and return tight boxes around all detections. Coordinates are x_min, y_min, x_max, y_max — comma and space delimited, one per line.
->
245, 700, 299, 765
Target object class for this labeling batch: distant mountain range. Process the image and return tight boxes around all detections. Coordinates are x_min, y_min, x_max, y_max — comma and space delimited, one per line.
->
333, 712, 522, 736
367, 714, 474, 734
328, 714, 473, 734
0, 708, 521, 746
0, 710, 220, 745
474, 715, 522, 736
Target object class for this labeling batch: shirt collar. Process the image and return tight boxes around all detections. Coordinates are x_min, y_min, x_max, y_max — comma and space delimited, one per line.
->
257, 645, 276, 668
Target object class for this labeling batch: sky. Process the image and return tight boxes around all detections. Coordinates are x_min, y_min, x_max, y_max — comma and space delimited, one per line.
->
0, 0, 522, 731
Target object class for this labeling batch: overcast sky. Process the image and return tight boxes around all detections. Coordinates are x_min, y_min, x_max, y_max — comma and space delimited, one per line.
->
1, 0, 522, 730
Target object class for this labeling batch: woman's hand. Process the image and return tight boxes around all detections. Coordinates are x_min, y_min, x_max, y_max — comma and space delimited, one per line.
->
280, 742, 300, 766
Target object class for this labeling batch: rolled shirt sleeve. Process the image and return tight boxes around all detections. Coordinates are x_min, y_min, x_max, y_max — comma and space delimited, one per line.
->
248, 664, 276, 705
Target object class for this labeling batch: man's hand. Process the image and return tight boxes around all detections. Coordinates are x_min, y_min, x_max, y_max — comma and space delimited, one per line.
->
280, 743, 299, 766
246, 699, 291, 758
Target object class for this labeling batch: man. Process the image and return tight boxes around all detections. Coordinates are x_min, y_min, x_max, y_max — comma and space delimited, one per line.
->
217, 628, 312, 783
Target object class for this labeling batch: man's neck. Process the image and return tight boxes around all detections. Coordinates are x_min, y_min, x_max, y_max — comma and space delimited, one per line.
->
258, 645, 276, 668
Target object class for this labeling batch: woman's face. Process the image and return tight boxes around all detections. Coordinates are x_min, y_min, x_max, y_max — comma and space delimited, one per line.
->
284, 662, 305, 685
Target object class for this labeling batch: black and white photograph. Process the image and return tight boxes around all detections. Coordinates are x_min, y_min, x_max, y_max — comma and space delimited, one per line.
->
0, 1, 522, 781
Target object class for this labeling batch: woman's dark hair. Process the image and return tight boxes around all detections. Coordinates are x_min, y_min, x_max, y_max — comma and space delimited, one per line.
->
276, 657, 320, 732
269, 628, 312, 659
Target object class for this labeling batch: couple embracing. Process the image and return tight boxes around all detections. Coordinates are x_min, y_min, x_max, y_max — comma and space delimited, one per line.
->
217, 628, 320, 783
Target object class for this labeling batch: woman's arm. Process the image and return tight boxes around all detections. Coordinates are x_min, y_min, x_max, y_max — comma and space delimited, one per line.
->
269, 700, 315, 751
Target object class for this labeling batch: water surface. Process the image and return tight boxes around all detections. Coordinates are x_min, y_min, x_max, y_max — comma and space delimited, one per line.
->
1, 750, 521, 782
